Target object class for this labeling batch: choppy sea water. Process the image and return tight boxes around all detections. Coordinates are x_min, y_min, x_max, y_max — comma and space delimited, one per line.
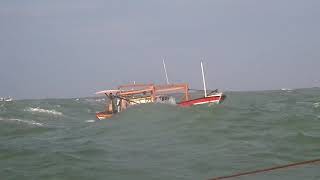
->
0, 88, 319, 180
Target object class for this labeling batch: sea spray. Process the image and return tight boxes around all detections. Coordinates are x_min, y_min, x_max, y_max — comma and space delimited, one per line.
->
25, 107, 63, 116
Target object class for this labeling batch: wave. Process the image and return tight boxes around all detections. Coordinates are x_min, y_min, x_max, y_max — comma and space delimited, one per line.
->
95, 98, 106, 102
313, 102, 320, 108
83, 98, 105, 103
25, 107, 63, 116
0, 117, 43, 126
85, 120, 96, 123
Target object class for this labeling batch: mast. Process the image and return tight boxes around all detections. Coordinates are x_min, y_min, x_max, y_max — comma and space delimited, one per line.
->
201, 61, 207, 97
162, 58, 170, 84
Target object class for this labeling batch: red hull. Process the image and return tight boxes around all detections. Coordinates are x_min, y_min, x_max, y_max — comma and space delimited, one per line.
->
178, 94, 225, 107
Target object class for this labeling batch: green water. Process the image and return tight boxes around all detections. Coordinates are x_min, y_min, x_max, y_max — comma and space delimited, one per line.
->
0, 88, 319, 180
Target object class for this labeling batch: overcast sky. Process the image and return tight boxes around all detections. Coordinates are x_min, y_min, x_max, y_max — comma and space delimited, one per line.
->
0, 0, 319, 99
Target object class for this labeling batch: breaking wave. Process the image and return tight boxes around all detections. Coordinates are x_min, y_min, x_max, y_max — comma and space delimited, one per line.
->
0, 117, 43, 126
25, 107, 63, 116
85, 120, 96, 123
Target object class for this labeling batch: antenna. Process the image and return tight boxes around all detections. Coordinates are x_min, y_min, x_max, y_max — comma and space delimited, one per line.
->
162, 58, 170, 84
201, 61, 207, 97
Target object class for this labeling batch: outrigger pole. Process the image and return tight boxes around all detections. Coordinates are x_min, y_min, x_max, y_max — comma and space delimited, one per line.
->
201, 61, 208, 97
162, 58, 170, 85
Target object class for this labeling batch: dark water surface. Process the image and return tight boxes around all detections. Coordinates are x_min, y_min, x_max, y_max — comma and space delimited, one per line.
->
0, 88, 320, 180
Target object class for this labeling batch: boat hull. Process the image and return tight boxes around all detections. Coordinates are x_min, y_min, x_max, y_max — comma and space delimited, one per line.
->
96, 112, 113, 120
178, 93, 226, 107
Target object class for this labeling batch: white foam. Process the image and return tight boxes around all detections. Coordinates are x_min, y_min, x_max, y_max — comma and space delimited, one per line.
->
313, 102, 320, 108
25, 107, 63, 116
0, 117, 43, 126
95, 98, 106, 102
85, 120, 95, 123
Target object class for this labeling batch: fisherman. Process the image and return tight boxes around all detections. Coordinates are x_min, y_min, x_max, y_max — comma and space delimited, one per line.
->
107, 102, 113, 113
106, 93, 118, 114
120, 98, 129, 110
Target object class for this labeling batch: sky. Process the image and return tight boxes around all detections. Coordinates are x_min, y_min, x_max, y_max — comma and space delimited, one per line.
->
0, 0, 319, 99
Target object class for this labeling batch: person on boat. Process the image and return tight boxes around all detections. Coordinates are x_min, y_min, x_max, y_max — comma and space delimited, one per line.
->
107, 102, 113, 113
106, 93, 113, 113
120, 98, 129, 110
116, 96, 121, 113
106, 93, 118, 114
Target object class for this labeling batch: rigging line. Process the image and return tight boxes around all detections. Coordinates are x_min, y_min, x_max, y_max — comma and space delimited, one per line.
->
189, 88, 218, 93
209, 159, 320, 180
188, 88, 203, 91
189, 88, 210, 91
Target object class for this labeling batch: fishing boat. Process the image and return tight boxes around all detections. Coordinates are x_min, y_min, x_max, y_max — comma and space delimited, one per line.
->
95, 83, 191, 120
178, 61, 226, 107
95, 84, 159, 120
94, 61, 225, 119
178, 92, 225, 107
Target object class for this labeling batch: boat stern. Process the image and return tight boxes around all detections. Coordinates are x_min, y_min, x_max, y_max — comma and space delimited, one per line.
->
96, 112, 113, 120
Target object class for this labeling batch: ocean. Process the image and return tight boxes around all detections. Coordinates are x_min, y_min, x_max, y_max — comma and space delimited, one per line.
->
0, 88, 319, 180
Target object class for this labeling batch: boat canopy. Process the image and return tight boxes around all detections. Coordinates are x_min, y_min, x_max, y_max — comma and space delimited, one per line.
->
118, 83, 154, 90
95, 89, 121, 95
155, 84, 188, 93
118, 88, 154, 96
95, 83, 189, 101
